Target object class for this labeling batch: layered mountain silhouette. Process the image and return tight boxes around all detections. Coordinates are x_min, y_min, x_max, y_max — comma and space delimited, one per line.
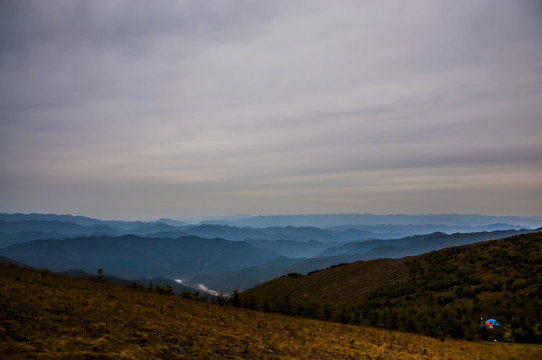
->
1, 212, 539, 294
0, 235, 277, 279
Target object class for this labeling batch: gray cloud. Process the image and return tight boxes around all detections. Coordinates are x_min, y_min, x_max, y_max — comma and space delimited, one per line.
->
1, 0, 541, 219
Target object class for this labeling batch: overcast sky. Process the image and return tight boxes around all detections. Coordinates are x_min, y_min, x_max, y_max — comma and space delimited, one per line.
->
1, 0, 541, 220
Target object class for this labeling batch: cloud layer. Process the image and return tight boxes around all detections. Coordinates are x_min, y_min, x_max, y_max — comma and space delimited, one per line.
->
1, 0, 541, 219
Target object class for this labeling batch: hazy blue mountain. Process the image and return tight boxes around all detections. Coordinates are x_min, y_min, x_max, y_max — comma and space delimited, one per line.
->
253, 226, 364, 242
98, 220, 157, 231
154, 218, 189, 226
0, 235, 279, 280
196, 220, 239, 226
0, 213, 188, 231
0, 231, 69, 248
327, 223, 526, 239
228, 213, 542, 228
1, 213, 536, 248
144, 231, 188, 239
180, 225, 269, 241
161, 224, 370, 243
177, 223, 524, 244
0, 220, 119, 236
0, 217, 188, 245
0, 213, 103, 226
0, 219, 438, 248
245, 239, 337, 258
316, 229, 539, 257
127, 222, 183, 235
178, 214, 251, 225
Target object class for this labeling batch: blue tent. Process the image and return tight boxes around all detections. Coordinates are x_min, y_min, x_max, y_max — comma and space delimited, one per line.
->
480, 319, 500, 329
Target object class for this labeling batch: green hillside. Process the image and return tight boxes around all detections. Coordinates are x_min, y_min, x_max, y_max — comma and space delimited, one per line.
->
241, 232, 542, 342
2, 264, 542, 359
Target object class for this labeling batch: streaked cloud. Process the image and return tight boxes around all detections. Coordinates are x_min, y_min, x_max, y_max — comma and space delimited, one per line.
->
1, 0, 541, 219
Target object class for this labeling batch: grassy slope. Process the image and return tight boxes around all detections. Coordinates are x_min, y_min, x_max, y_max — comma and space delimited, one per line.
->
1, 265, 540, 359
242, 257, 412, 305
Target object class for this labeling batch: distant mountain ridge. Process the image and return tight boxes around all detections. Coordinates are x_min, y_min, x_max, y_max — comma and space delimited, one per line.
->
224, 213, 542, 228
0, 213, 103, 226
3, 212, 541, 228
0, 235, 279, 280
1, 212, 539, 250
1, 211, 539, 294
1, 212, 541, 298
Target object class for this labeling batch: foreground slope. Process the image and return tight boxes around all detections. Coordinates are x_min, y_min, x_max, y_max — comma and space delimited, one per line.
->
242, 233, 542, 341
2, 265, 541, 359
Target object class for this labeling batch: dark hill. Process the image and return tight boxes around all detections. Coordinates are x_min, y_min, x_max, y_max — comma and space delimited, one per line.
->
181, 224, 270, 241
0, 235, 279, 279
241, 232, 542, 342
245, 239, 333, 258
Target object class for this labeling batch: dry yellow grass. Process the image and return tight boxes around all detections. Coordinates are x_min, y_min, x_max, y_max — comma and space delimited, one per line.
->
1, 265, 541, 359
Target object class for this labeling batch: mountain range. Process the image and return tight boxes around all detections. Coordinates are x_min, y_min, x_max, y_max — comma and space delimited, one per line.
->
1, 213, 540, 295
0, 235, 276, 280
212, 213, 542, 228
1, 212, 539, 247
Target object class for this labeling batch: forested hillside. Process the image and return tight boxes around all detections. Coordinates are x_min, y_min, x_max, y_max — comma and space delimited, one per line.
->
241, 233, 542, 342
